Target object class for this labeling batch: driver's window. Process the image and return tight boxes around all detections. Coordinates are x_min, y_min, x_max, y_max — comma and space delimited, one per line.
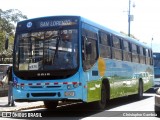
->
82, 28, 98, 70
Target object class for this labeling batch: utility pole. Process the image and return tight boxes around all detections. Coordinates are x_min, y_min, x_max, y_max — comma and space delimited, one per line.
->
128, 0, 131, 37
128, 0, 135, 37
151, 37, 153, 50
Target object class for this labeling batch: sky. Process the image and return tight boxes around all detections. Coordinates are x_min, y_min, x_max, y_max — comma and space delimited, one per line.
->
0, 0, 160, 52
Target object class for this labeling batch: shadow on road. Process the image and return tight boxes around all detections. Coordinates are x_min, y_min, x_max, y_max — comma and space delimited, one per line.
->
11, 92, 156, 119
145, 87, 157, 93
9, 87, 158, 119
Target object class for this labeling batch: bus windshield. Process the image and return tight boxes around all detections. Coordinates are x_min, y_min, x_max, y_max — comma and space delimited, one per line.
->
14, 29, 78, 71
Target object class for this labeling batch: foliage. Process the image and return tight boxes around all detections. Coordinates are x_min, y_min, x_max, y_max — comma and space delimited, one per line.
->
120, 31, 139, 40
0, 9, 27, 63
0, 9, 27, 33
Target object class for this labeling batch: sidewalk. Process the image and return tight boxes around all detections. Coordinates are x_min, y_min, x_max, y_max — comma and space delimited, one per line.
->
0, 96, 44, 111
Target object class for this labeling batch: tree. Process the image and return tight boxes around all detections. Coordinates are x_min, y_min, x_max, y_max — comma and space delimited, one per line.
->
0, 9, 27, 63
0, 9, 27, 33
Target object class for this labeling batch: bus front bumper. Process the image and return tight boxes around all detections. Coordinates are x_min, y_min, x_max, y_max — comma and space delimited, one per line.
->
13, 87, 83, 102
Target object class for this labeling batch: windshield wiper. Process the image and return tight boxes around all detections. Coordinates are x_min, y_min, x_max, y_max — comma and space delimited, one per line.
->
53, 29, 62, 63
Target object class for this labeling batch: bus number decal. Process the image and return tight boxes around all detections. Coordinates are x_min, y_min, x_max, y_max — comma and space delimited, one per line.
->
29, 63, 39, 70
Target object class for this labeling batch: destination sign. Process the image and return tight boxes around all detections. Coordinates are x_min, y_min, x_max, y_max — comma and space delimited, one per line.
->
37, 19, 78, 28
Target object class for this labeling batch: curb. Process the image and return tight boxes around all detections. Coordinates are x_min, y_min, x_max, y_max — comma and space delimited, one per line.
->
16, 105, 44, 111
1, 102, 44, 112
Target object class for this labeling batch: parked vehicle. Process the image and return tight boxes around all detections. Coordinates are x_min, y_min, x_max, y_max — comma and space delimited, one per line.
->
155, 88, 160, 115
153, 53, 160, 86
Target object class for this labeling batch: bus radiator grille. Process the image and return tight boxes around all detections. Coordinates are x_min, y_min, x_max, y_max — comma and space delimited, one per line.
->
31, 93, 56, 97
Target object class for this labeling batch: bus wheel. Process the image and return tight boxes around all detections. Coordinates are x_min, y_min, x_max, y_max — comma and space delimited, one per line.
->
43, 101, 58, 110
94, 83, 107, 110
137, 80, 143, 100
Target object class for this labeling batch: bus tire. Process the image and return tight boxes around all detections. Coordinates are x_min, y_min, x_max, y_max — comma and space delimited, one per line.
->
137, 80, 143, 100
43, 101, 58, 110
94, 83, 107, 110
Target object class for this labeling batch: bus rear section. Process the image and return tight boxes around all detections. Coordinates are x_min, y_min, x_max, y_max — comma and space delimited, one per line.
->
12, 16, 84, 108
153, 53, 160, 86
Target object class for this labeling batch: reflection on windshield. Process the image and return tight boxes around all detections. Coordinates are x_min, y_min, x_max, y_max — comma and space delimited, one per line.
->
14, 29, 78, 71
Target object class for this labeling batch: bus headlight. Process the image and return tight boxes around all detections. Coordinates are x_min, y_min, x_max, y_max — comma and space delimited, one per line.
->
64, 91, 75, 96
21, 86, 24, 90
73, 83, 79, 88
67, 85, 72, 90
16, 85, 19, 89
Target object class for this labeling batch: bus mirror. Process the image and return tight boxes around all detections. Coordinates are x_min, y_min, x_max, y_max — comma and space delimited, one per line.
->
5, 38, 9, 50
86, 42, 92, 55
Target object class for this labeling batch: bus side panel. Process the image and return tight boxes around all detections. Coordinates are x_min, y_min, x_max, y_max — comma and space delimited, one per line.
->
80, 59, 153, 103
137, 64, 154, 92
106, 59, 153, 99
81, 58, 153, 102
87, 79, 101, 102
106, 59, 138, 99
80, 62, 102, 103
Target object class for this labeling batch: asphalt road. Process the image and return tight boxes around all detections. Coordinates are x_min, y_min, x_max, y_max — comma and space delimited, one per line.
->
1, 88, 160, 120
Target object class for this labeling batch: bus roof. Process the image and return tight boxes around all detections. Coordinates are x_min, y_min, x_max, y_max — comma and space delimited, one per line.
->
80, 16, 151, 49
17, 15, 151, 49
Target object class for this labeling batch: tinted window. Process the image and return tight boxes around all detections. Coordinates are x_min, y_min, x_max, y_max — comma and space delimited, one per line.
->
99, 32, 111, 58
99, 32, 110, 46
139, 47, 144, 55
112, 36, 121, 49
122, 40, 131, 62
132, 44, 137, 54
112, 35, 122, 60
123, 40, 129, 51
146, 49, 149, 57
82, 28, 98, 70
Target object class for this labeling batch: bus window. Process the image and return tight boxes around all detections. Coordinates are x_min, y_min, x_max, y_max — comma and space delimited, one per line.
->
153, 53, 160, 78
146, 49, 150, 65
82, 29, 98, 70
149, 50, 153, 65
131, 44, 139, 63
137, 45, 140, 63
132, 44, 137, 54
139, 46, 145, 64
15, 29, 78, 71
99, 32, 111, 58
146, 49, 149, 57
99, 32, 109, 46
112, 35, 122, 60
122, 40, 131, 62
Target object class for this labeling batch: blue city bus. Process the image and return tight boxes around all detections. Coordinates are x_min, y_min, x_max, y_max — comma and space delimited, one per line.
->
153, 53, 160, 86
11, 16, 153, 109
